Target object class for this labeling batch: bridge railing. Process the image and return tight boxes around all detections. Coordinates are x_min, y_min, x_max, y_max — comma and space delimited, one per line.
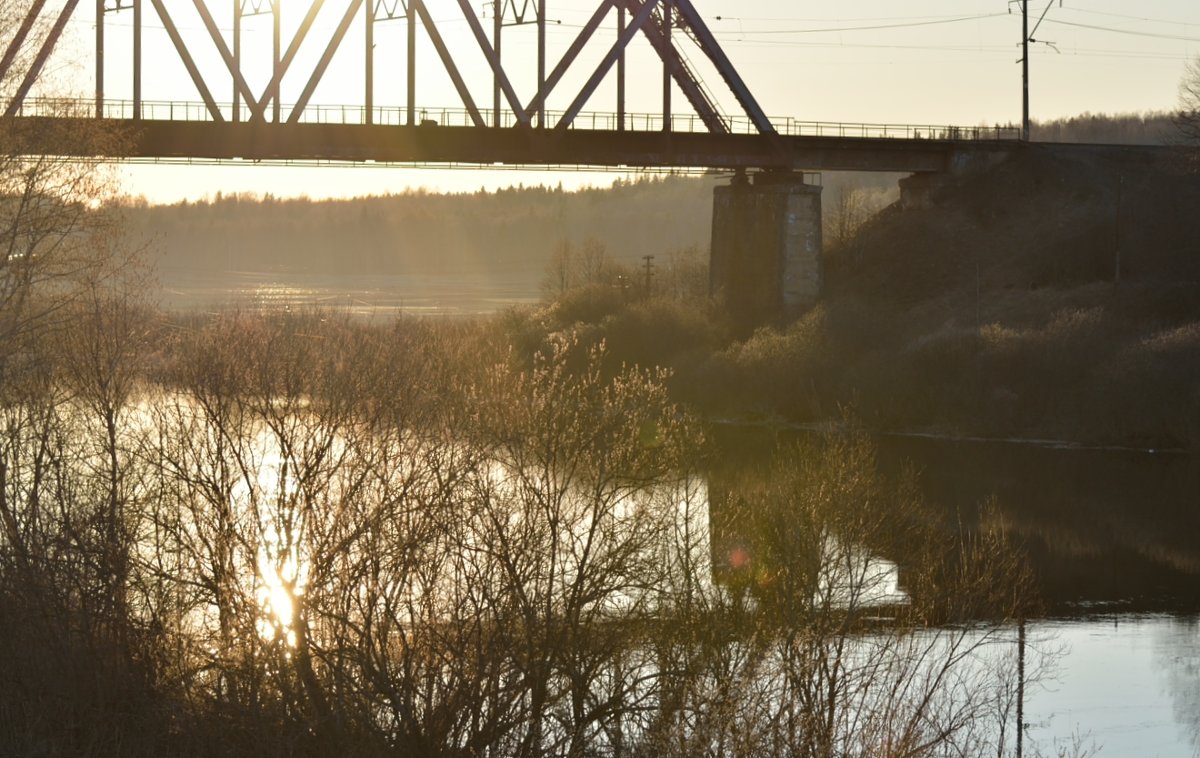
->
8, 98, 1022, 142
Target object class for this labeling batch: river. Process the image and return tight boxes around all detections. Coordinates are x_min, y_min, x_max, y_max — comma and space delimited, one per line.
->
711, 425, 1200, 757
142, 278, 1200, 754
156, 269, 543, 316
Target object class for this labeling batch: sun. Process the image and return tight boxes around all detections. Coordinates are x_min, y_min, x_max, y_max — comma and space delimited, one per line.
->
255, 529, 307, 648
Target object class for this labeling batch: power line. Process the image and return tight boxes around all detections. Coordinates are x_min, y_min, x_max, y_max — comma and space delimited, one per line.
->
1065, 7, 1200, 29
727, 40, 1011, 52
714, 14, 1008, 36
1044, 18, 1200, 44
718, 39, 1192, 62
713, 12, 1006, 24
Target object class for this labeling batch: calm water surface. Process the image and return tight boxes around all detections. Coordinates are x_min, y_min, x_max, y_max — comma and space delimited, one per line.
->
1028, 614, 1199, 758
157, 269, 542, 316
713, 426, 1200, 757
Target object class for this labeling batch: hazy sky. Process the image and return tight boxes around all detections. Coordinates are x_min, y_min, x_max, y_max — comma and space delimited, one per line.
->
36, 0, 1200, 201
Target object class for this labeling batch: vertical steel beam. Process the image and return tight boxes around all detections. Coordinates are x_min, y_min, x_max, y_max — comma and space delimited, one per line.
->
456, 0, 527, 126
147, 0, 223, 121
289, 0, 364, 124
493, 0, 501, 126
524, 0, 613, 120
0, 0, 49, 87
536, 0, 545, 127
95, 0, 104, 117
233, 0, 241, 121
273, 0, 281, 122
661, 0, 670, 131
366, 0, 374, 124
5, 0, 83, 118
412, 0, 484, 127
556, 0, 659, 131
134, 0, 142, 119
617, 5, 625, 131
251, 0, 326, 122
672, 0, 774, 135
407, 0, 415, 125
193, 0, 261, 121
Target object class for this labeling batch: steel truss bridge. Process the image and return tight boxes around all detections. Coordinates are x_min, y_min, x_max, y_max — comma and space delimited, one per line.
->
0, 0, 1022, 172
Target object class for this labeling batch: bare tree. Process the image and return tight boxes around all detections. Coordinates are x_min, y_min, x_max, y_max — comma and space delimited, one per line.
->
1176, 57, 1200, 145
825, 186, 892, 256
0, 123, 127, 384
542, 239, 576, 296
0, 24, 154, 746
577, 237, 612, 286
662, 244, 709, 301
0, 172, 157, 754
3, 290, 1060, 755
1174, 56, 1200, 176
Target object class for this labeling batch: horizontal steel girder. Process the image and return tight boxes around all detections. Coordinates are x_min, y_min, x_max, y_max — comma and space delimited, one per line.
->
0, 117, 1020, 172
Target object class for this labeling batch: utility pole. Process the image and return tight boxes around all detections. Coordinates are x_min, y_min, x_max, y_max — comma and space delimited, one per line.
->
493, 0, 502, 126
96, 0, 104, 118
537, 0, 546, 128
642, 255, 655, 296
1020, 0, 1061, 141
365, 0, 374, 125
1017, 617, 1026, 757
273, 0, 281, 123
1115, 174, 1124, 284
1022, 0, 1029, 141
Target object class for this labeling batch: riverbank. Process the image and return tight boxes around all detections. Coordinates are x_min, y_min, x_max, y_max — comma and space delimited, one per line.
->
508, 145, 1200, 451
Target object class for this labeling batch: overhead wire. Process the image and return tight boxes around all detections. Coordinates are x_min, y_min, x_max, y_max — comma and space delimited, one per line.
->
713, 12, 1010, 24
696, 6, 1199, 64
77, 4, 1200, 54
711, 13, 1009, 36
1064, 7, 1200, 28
1043, 18, 1200, 44
711, 37, 1190, 62
54, 3, 1200, 81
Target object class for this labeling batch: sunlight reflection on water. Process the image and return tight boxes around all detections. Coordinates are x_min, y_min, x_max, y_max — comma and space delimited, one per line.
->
157, 270, 542, 316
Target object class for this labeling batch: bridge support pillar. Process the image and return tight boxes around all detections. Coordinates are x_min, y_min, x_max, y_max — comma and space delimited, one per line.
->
710, 171, 823, 329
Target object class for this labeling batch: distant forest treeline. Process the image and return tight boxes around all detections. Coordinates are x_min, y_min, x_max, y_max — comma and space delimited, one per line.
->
121, 111, 1181, 283
127, 176, 718, 277
125, 172, 899, 280
1032, 111, 1178, 145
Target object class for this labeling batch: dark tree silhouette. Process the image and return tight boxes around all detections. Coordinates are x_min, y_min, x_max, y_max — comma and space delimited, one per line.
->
1176, 57, 1200, 146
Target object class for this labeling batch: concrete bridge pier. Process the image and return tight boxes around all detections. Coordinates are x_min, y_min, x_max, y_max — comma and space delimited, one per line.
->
710, 170, 823, 329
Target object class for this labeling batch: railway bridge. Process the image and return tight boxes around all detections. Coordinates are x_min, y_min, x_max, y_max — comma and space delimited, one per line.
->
1, 0, 1023, 323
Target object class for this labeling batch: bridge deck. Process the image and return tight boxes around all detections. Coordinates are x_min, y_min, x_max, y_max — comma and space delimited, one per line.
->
1, 116, 1019, 173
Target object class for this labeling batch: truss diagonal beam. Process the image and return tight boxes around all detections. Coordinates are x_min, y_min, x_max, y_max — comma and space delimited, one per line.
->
525, 0, 614, 120
626, 0, 726, 134
556, 0, 659, 131
672, 0, 773, 135
192, 0, 263, 118
149, 0, 224, 121
0, 0, 48, 87
289, 0, 362, 123
3, 0, 80, 117
455, 0, 528, 126
412, 0, 484, 128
